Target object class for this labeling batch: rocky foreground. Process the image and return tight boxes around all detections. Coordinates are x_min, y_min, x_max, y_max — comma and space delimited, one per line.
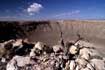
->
0, 38, 105, 70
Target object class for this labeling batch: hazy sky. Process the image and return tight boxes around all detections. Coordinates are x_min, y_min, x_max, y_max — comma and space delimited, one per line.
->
0, 0, 105, 20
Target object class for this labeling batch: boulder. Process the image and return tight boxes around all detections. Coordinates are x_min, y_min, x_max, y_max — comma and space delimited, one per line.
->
6, 59, 18, 70
10, 55, 30, 67
79, 48, 92, 60
34, 42, 45, 50
53, 45, 63, 53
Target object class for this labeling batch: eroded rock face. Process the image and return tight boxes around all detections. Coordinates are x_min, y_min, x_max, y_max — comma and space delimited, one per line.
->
0, 39, 105, 70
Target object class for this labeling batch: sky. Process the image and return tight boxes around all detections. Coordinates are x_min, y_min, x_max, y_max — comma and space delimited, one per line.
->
0, 0, 105, 20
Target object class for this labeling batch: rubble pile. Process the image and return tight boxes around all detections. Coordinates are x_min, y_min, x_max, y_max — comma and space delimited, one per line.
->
0, 39, 105, 70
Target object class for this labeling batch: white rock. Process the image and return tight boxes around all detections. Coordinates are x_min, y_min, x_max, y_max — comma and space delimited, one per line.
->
69, 60, 76, 70
34, 42, 45, 50
80, 48, 91, 60
12, 55, 30, 67
30, 50, 36, 57
12, 39, 22, 47
6, 59, 18, 70
65, 61, 70, 70
29, 42, 45, 57
80, 53, 90, 60
103, 57, 105, 61
76, 58, 88, 68
53, 45, 63, 53
75, 65, 80, 70
1, 57, 6, 63
58, 55, 63, 59
90, 59, 105, 70
3, 39, 15, 46
69, 45, 78, 55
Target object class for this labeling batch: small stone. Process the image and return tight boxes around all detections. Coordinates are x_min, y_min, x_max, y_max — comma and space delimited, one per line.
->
1, 57, 6, 63
30, 50, 36, 57
69, 45, 78, 55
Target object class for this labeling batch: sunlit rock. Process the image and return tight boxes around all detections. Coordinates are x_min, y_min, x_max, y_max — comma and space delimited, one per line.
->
11, 55, 30, 67
1, 57, 6, 63
69, 60, 76, 70
34, 41, 45, 50
6, 59, 18, 70
53, 45, 63, 53
65, 61, 70, 70
90, 58, 105, 70
75, 65, 80, 70
69, 45, 78, 55
75, 58, 88, 68
12, 39, 22, 47
79, 48, 91, 60
81, 67, 90, 70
